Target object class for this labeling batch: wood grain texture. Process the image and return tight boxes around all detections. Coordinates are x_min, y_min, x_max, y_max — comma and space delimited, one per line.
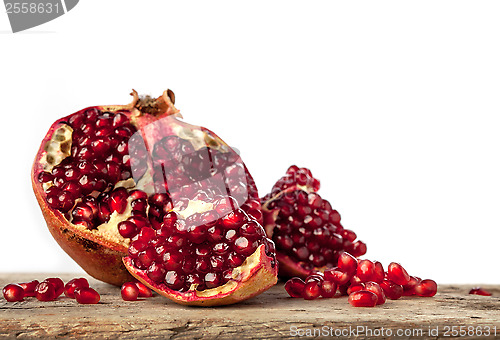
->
1, 274, 499, 339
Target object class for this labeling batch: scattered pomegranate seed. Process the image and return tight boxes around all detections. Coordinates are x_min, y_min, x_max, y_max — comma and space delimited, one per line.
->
387, 262, 411, 286
380, 279, 403, 300
303, 281, 322, 300
18, 280, 39, 297
324, 268, 350, 286
469, 287, 492, 296
64, 278, 90, 298
356, 259, 376, 282
121, 282, 140, 301
75, 287, 100, 304
3, 284, 24, 302
337, 252, 358, 275
348, 290, 378, 307
35, 281, 57, 301
415, 279, 437, 297
319, 280, 337, 298
364, 281, 386, 305
135, 282, 153, 298
285, 278, 306, 298
45, 278, 65, 298
402, 276, 421, 296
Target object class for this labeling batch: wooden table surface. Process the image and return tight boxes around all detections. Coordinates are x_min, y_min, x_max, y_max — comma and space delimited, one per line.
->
1, 274, 499, 339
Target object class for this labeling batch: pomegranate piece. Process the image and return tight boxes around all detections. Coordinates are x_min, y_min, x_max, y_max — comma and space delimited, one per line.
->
285, 278, 306, 298
121, 282, 140, 301
18, 280, 39, 297
3, 284, 24, 302
64, 278, 90, 298
348, 290, 378, 307
337, 252, 358, 275
32, 90, 278, 305
415, 279, 437, 297
261, 166, 366, 279
347, 283, 365, 295
75, 287, 100, 304
387, 262, 411, 286
469, 287, 492, 296
35, 281, 57, 301
380, 279, 403, 300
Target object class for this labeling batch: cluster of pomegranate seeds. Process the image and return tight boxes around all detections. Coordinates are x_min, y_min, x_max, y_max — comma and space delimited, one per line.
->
262, 166, 366, 274
127, 198, 275, 292
284, 252, 437, 307
2, 277, 100, 305
120, 282, 153, 301
38, 109, 138, 217
469, 287, 493, 296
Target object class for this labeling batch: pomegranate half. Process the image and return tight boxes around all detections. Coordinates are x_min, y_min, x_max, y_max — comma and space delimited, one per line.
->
32, 90, 277, 305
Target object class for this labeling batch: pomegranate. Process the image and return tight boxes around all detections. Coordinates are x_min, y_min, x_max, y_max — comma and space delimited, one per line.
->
261, 166, 366, 278
33, 90, 278, 305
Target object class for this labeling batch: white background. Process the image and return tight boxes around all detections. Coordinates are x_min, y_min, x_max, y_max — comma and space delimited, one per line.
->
1, 1, 499, 284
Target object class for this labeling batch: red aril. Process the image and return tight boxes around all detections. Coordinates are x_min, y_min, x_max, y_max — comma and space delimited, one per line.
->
379, 279, 403, 300
324, 268, 350, 286
348, 290, 378, 307
32, 90, 278, 306
337, 252, 358, 275
320, 280, 337, 298
469, 287, 492, 296
402, 276, 421, 296
75, 287, 100, 304
45, 278, 65, 298
303, 281, 322, 300
121, 282, 140, 301
415, 279, 437, 297
285, 277, 306, 298
19, 280, 39, 297
387, 262, 411, 286
35, 281, 57, 301
364, 281, 386, 305
261, 166, 366, 278
3, 284, 24, 302
347, 283, 365, 295
64, 278, 90, 298
356, 260, 376, 282
135, 282, 153, 298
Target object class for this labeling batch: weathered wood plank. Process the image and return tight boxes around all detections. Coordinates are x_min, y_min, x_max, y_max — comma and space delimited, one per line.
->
1, 274, 499, 339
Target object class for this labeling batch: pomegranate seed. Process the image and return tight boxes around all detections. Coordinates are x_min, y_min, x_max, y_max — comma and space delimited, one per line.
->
347, 283, 365, 295
356, 259, 376, 282
109, 188, 128, 214
3, 284, 24, 302
364, 281, 386, 305
64, 278, 90, 298
348, 290, 378, 307
135, 282, 153, 297
18, 280, 39, 297
75, 287, 100, 304
337, 252, 358, 274
387, 262, 411, 286
35, 281, 57, 301
118, 221, 138, 238
372, 261, 385, 283
320, 280, 337, 298
380, 279, 403, 300
324, 268, 351, 286
469, 287, 492, 296
285, 278, 306, 298
45, 278, 65, 297
303, 281, 321, 300
415, 279, 437, 297
121, 282, 140, 301
402, 276, 421, 296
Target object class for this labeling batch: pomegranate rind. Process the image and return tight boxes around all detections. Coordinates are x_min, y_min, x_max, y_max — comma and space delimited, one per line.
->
123, 244, 278, 306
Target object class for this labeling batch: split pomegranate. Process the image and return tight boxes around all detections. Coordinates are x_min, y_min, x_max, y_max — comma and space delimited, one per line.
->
3, 284, 24, 302
261, 166, 366, 278
32, 90, 277, 305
